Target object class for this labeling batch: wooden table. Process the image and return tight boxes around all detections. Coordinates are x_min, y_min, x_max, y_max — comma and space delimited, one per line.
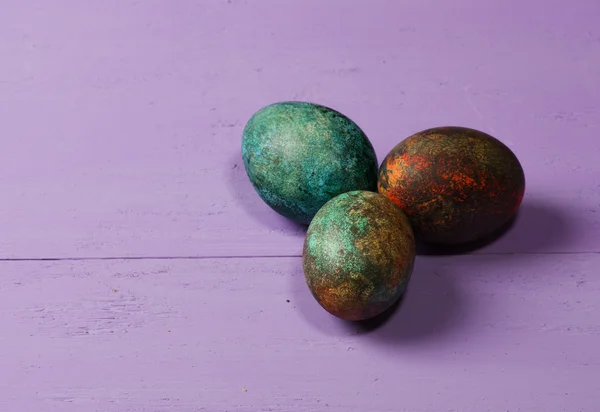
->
1, 1, 599, 410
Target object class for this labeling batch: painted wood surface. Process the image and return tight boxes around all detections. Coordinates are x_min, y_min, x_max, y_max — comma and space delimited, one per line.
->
1, 1, 599, 411
0, 0, 599, 259
1, 255, 599, 411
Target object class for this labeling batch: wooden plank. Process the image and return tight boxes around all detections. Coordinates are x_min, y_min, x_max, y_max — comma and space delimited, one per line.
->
0, 254, 598, 411
0, 0, 599, 258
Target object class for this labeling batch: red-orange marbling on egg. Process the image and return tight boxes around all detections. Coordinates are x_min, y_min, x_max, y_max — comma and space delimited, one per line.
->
378, 127, 525, 245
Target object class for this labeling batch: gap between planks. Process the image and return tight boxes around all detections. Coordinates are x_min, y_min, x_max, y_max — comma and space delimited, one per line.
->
0, 251, 599, 262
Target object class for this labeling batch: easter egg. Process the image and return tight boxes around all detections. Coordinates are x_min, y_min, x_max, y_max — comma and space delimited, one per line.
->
242, 101, 378, 224
302, 190, 415, 321
378, 126, 525, 245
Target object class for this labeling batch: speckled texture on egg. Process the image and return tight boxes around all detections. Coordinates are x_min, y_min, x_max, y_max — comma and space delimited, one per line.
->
242, 101, 378, 224
378, 126, 526, 245
302, 191, 415, 321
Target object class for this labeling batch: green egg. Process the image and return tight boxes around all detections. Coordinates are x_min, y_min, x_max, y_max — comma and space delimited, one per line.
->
303, 191, 416, 321
242, 101, 378, 224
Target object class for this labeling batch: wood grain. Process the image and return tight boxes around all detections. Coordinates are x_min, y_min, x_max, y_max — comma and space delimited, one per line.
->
1, 255, 598, 411
1, 1, 599, 411
0, 0, 599, 259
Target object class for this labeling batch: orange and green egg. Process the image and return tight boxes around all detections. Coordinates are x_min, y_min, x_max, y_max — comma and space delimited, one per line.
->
303, 191, 415, 321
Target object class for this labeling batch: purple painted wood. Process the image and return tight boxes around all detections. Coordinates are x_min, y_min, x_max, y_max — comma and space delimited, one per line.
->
0, 0, 598, 258
0, 0, 599, 411
1, 256, 599, 411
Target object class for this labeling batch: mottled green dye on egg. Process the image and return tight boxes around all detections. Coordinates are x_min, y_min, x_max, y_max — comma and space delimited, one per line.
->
242, 102, 378, 224
303, 191, 416, 321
